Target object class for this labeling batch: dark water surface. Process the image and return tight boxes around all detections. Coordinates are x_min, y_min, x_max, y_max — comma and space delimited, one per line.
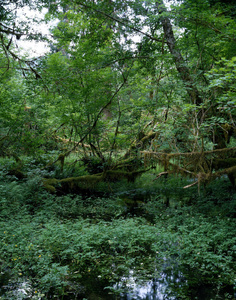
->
1, 270, 234, 300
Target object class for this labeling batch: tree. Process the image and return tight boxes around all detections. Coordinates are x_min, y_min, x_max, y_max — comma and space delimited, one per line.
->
0, 0, 235, 191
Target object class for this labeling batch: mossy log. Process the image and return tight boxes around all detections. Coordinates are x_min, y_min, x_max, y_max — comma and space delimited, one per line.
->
42, 167, 149, 193
42, 145, 236, 193
43, 174, 104, 193
59, 174, 104, 192
42, 178, 58, 193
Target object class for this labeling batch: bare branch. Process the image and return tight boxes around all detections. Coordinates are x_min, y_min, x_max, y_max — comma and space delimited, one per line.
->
183, 181, 198, 189
153, 171, 168, 181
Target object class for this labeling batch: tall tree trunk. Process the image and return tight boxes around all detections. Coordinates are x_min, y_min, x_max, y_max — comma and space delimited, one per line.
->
155, 1, 202, 105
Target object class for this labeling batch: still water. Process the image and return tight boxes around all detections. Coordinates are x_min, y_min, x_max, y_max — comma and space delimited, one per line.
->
1, 264, 234, 299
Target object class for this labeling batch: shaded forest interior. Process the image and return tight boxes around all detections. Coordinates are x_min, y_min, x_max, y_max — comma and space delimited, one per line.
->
0, 0, 236, 299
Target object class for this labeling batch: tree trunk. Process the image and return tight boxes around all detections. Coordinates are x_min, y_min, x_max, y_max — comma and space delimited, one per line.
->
155, 1, 202, 105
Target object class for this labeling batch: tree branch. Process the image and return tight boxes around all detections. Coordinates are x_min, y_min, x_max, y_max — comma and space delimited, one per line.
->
76, 2, 164, 43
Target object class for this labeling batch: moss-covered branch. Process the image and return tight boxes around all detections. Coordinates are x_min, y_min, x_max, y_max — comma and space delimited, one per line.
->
42, 167, 150, 193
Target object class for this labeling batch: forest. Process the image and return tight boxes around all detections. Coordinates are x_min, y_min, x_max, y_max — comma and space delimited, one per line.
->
0, 0, 236, 299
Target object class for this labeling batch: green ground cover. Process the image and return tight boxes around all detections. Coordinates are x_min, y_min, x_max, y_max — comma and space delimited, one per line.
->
0, 160, 235, 299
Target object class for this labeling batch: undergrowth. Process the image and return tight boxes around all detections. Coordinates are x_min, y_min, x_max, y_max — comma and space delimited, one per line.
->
0, 161, 235, 299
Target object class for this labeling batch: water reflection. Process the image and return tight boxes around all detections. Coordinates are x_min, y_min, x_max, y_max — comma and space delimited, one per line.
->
0, 277, 37, 300
113, 270, 235, 300
1, 269, 234, 300
115, 270, 179, 300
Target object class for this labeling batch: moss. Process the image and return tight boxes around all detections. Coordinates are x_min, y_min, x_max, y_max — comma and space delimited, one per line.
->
59, 174, 104, 192
44, 184, 57, 193
41, 168, 147, 194
42, 178, 58, 193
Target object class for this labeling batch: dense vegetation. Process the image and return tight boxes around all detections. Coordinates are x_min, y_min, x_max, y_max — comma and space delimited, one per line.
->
0, 0, 235, 299
0, 161, 235, 299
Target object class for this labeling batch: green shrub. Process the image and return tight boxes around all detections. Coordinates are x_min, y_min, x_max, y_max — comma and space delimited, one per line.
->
0, 170, 235, 299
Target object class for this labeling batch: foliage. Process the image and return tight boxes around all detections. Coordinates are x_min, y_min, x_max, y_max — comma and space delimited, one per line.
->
1, 0, 236, 183
0, 168, 235, 299
207, 57, 236, 114
1, 0, 236, 298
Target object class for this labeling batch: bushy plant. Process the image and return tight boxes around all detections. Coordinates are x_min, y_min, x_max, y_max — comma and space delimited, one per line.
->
0, 169, 235, 299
